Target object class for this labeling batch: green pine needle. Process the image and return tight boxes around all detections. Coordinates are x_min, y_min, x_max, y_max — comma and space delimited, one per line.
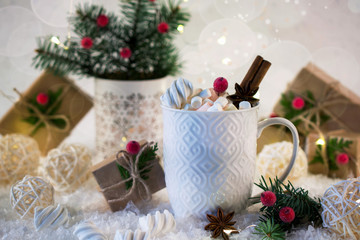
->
309, 137, 353, 171
254, 218, 285, 240
117, 143, 158, 190
251, 176, 322, 232
33, 0, 190, 80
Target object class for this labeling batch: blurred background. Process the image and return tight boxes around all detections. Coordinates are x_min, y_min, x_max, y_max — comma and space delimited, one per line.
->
0, 0, 359, 149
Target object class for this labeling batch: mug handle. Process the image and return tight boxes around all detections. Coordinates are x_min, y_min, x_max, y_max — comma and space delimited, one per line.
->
257, 117, 299, 182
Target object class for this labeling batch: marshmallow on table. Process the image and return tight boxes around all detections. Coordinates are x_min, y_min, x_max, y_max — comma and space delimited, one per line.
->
239, 101, 251, 109
207, 103, 223, 112
196, 102, 213, 112
191, 96, 203, 109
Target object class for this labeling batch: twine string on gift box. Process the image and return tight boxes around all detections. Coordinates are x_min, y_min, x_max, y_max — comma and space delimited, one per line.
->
101, 142, 157, 203
13, 87, 71, 151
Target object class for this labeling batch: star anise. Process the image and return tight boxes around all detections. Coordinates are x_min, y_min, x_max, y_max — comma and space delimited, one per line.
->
226, 83, 259, 109
204, 208, 239, 240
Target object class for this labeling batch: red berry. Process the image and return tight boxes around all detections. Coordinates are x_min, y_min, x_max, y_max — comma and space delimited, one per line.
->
97, 14, 109, 27
81, 37, 93, 49
213, 77, 228, 93
292, 97, 305, 110
279, 207, 295, 223
149, 0, 156, 2
36, 92, 49, 105
270, 112, 278, 118
260, 191, 277, 207
157, 22, 169, 33
120, 48, 132, 59
126, 141, 141, 155
336, 153, 349, 165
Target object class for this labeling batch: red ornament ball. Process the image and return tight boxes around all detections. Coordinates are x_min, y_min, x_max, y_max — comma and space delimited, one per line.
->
157, 22, 169, 33
260, 191, 277, 207
279, 207, 295, 223
81, 37, 93, 49
97, 14, 109, 27
336, 153, 349, 165
120, 48, 132, 59
126, 141, 141, 155
270, 112, 278, 118
36, 93, 49, 105
292, 96, 305, 110
213, 77, 228, 93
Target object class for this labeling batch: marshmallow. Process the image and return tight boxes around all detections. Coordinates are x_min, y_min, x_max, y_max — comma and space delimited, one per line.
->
208, 88, 219, 102
183, 103, 193, 111
214, 97, 228, 108
239, 101, 251, 109
196, 102, 213, 112
204, 99, 214, 105
191, 96, 203, 109
199, 88, 211, 98
160, 78, 193, 109
207, 103, 223, 112
224, 104, 238, 111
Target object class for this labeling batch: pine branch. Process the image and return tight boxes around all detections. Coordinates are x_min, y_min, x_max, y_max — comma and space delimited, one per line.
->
252, 177, 323, 231
254, 218, 285, 240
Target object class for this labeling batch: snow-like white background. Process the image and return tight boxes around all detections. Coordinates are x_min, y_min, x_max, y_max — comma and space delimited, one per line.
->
0, 0, 360, 239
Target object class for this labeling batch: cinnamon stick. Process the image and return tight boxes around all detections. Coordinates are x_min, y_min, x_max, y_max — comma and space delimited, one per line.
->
240, 55, 271, 94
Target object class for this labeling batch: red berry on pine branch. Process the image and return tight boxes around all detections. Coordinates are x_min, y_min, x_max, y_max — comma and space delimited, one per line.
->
97, 14, 109, 27
336, 153, 349, 165
260, 191, 277, 207
36, 92, 49, 105
157, 22, 169, 33
213, 77, 228, 94
126, 141, 141, 155
270, 112, 278, 118
279, 207, 295, 223
292, 96, 305, 110
120, 48, 132, 59
81, 37, 93, 49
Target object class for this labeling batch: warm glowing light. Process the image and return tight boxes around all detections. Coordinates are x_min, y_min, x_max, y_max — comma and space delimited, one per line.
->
50, 36, 60, 45
122, 137, 127, 142
222, 57, 232, 65
217, 36, 226, 45
177, 25, 184, 33
316, 138, 325, 146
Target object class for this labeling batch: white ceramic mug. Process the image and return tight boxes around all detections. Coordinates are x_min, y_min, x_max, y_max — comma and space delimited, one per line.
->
161, 105, 299, 218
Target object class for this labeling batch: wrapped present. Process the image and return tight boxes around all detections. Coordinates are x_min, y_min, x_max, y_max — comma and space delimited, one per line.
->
0, 71, 93, 155
273, 63, 360, 136
91, 141, 166, 212
306, 130, 360, 179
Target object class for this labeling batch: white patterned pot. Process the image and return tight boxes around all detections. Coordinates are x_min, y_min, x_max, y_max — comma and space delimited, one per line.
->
162, 105, 299, 218
95, 78, 168, 160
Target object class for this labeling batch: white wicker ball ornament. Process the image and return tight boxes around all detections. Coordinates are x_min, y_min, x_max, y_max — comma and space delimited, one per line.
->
10, 175, 54, 218
44, 143, 91, 192
257, 141, 307, 182
0, 134, 41, 184
321, 177, 360, 239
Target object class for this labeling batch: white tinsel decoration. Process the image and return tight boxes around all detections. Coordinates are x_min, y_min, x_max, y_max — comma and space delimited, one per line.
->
73, 221, 107, 240
257, 141, 308, 182
321, 177, 360, 239
10, 175, 54, 218
44, 143, 91, 192
34, 204, 70, 231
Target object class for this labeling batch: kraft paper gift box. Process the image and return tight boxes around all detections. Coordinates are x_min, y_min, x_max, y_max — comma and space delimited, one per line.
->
273, 63, 360, 136
306, 130, 360, 179
91, 141, 166, 212
0, 71, 93, 155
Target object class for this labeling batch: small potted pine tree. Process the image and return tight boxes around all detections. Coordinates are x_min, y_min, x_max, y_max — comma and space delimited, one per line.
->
33, 0, 189, 158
